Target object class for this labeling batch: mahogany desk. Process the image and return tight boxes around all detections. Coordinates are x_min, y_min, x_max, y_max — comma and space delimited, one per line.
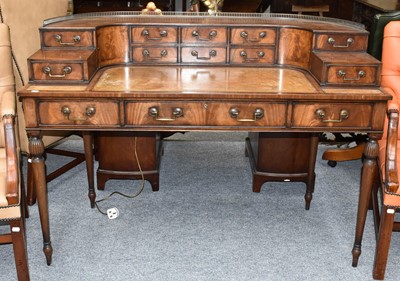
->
18, 12, 391, 267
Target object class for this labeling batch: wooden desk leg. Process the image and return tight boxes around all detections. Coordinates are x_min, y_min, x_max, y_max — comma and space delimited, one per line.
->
352, 136, 379, 267
82, 131, 95, 208
29, 133, 53, 265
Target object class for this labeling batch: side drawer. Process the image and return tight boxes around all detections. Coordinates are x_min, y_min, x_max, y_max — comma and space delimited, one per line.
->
126, 102, 207, 126
40, 30, 94, 48
206, 102, 287, 127
292, 103, 372, 129
131, 27, 177, 43
38, 101, 120, 126
314, 33, 367, 51
181, 47, 227, 63
181, 27, 227, 43
230, 47, 275, 64
132, 47, 178, 63
231, 28, 277, 45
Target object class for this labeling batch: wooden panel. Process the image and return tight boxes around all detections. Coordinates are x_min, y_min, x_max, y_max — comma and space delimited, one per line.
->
96, 26, 130, 67
278, 28, 312, 69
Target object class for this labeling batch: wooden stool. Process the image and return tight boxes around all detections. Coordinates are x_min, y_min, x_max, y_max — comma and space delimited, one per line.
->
246, 132, 319, 210
292, 4, 329, 17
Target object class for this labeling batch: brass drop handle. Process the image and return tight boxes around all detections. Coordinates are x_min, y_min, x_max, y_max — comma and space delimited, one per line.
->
240, 50, 265, 61
315, 109, 349, 123
148, 107, 183, 121
327, 37, 354, 48
191, 50, 217, 60
43, 66, 72, 78
240, 31, 267, 42
61, 105, 96, 121
337, 70, 366, 81
141, 29, 168, 40
142, 49, 168, 60
191, 30, 218, 41
229, 107, 264, 122
54, 34, 81, 45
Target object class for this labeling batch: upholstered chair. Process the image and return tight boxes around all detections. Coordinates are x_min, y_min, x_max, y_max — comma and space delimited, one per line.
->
354, 20, 400, 280
0, 0, 86, 205
0, 22, 30, 281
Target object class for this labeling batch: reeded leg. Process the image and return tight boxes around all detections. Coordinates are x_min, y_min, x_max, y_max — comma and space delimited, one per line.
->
373, 205, 395, 280
352, 136, 379, 267
29, 133, 52, 265
82, 131, 95, 208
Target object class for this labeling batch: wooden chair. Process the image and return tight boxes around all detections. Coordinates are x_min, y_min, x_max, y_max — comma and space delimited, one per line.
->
352, 21, 400, 280
291, 4, 329, 17
322, 11, 400, 167
0, 0, 88, 206
0, 22, 30, 281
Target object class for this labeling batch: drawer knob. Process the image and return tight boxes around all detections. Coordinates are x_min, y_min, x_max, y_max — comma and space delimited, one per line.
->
61, 105, 96, 121
240, 50, 265, 61
148, 107, 183, 121
337, 70, 366, 81
142, 49, 168, 60
141, 29, 168, 40
327, 37, 354, 48
240, 31, 266, 42
191, 30, 217, 41
54, 34, 81, 45
43, 66, 72, 78
229, 107, 264, 122
315, 109, 349, 123
191, 50, 217, 60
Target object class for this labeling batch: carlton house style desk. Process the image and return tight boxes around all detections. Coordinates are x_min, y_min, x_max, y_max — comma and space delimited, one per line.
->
18, 11, 391, 268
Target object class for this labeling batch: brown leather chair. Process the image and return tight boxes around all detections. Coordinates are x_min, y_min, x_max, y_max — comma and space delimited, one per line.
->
0, 0, 86, 205
0, 22, 30, 281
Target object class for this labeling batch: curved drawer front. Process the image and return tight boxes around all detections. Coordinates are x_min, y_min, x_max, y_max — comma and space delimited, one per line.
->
41, 30, 94, 48
230, 47, 275, 64
292, 103, 372, 128
181, 27, 227, 44
39, 101, 120, 126
206, 102, 286, 127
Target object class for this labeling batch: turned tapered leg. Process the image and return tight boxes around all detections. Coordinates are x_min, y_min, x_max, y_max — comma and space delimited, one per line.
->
29, 133, 52, 265
373, 205, 395, 280
304, 134, 319, 210
352, 136, 379, 267
82, 131, 95, 208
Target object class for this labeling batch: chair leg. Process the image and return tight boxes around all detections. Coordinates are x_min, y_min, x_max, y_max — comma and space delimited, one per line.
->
10, 219, 30, 281
373, 205, 395, 280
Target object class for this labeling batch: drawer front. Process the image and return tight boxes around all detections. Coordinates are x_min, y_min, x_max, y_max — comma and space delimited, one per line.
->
39, 101, 120, 125
206, 102, 286, 127
181, 27, 227, 43
132, 47, 178, 63
126, 102, 207, 126
314, 34, 367, 51
31, 63, 84, 81
131, 27, 177, 43
181, 47, 227, 63
230, 47, 275, 64
326, 65, 378, 85
292, 103, 372, 128
231, 28, 277, 45
41, 30, 94, 48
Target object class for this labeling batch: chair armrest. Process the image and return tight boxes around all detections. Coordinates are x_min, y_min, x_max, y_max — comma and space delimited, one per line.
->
0, 90, 15, 117
2, 114, 19, 205
385, 109, 399, 194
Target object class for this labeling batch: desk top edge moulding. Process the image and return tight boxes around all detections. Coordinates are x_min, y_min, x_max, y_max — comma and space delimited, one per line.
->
17, 11, 392, 269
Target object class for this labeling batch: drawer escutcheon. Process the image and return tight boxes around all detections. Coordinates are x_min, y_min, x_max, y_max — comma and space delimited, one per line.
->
191, 30, 217, 41
191, 50, 217, 60
229, 107, 264, 122
54, 34, 81, 45
61, 105, 96, 121
337, 70, 366, 81
315, 108, 349, 123
141, 29, 168, 40
327, 37, 354, 48
148, 107, 183, 121
43, 66, 72, 78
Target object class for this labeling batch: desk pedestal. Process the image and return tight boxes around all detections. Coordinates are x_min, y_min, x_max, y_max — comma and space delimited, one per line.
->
246, 132, 319, 209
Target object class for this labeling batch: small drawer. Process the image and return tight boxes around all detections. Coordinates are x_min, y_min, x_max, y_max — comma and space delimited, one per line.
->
181, 47, 227, 63
292, 103, 372, 129
38, 101, 120, 126
181, 27, 227, 43
310, 52, 381, 86
131, 27, 177, 43
125, 102, 207, 126
41, 30, 94, 48
206, 102, 287, 127
132, 47, 178, 63
231, 28, 277, 45
314, 33, 367, 51
230, 47, 275, 64
28, 50, 98, 83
